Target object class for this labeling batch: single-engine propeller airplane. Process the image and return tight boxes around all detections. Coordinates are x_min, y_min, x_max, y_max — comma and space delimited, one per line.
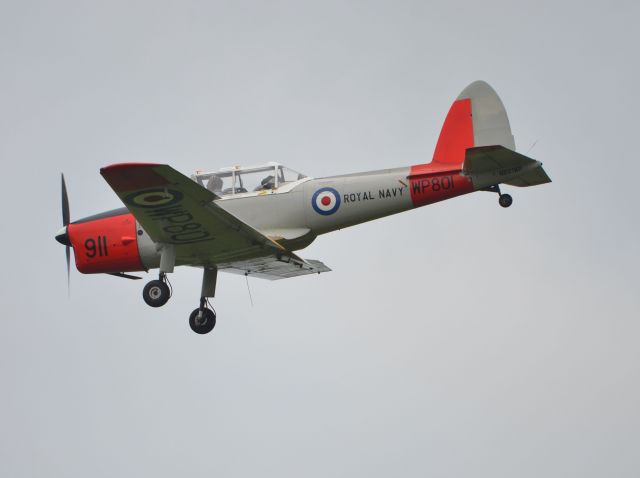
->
56, 81, 550, 334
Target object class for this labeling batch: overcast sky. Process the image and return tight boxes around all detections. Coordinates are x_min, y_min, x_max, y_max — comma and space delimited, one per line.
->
1, 1, 639, 476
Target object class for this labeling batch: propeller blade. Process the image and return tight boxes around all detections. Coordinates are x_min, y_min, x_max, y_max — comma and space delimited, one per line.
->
66, 244, 71, 294
61, 173, 70, 226
61, 173, 71, 295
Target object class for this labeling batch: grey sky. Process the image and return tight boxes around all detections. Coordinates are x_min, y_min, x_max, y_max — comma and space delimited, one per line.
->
1, 0, 639, 476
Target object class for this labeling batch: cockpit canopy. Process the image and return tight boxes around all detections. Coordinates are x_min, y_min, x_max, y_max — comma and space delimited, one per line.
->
192, 162, 308, 197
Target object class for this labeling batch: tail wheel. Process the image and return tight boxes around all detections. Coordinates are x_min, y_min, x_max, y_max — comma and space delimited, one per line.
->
142, 280, 170, 307
189, 308, 216, 334
499, 194, 513, 208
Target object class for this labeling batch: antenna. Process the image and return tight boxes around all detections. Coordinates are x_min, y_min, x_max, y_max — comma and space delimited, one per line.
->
245, 272, 254, 307
526, 139, 539, 155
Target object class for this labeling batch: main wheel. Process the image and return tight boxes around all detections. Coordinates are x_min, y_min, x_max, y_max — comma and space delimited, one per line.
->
499, 194, 513, 208
142, 280, 170, 307
189, 308, 216, 334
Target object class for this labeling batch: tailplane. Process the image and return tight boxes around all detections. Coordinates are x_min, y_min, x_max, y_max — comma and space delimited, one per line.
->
463, 145, 551, 190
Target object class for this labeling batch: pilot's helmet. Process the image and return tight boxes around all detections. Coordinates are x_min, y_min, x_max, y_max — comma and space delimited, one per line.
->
207, 175, 223, 192
261, 175, 275, 189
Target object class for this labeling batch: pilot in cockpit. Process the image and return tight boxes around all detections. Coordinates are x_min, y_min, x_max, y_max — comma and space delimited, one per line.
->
254, 175, 275, 191
206, 175, 223, 194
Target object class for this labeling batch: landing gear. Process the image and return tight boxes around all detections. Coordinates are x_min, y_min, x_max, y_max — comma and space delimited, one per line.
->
144, 265, 219, 335
142, 275, 170, 307
188, 267, 218, 335
499, 193, 513, 208
484, 185, 513, 208
189, 299, 216, 334
143, 244, 176, 307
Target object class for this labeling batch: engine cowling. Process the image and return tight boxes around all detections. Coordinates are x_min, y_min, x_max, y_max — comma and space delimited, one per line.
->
67, 212, 145, 274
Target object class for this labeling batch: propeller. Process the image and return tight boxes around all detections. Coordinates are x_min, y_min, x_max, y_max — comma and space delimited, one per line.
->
60, 173, 71, 292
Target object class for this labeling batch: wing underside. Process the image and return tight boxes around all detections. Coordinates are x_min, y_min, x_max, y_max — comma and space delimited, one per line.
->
219, 257, 331, 280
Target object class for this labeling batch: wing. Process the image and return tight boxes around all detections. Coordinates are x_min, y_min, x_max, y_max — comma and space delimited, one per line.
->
100, 163, 330, 279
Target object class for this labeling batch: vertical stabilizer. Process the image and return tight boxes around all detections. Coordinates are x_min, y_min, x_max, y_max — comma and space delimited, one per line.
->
429, 80, 515, 170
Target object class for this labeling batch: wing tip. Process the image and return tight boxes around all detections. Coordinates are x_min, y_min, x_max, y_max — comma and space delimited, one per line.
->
100, 162, 164, 175
100, 163, 170, 192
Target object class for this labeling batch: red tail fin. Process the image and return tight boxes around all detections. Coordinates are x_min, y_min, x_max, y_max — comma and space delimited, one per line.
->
432, 98, 475, 167
412, 81, 515, 176
410, 95, 474, 176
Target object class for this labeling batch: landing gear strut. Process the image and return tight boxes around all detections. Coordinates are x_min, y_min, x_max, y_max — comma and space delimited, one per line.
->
142, 273, 170, 307
189, 267, 218, 335
485, 185, 513, 208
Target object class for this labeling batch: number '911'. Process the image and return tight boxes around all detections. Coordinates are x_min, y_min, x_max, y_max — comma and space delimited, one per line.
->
85, 236, 108, 258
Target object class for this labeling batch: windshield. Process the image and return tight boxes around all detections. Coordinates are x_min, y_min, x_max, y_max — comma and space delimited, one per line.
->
277, 166, 306, 185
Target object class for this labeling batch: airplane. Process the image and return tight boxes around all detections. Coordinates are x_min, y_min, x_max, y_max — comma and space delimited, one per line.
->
55, 81, 551, 335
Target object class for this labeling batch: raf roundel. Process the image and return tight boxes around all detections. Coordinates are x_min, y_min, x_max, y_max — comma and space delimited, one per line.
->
312, 187, 341, 216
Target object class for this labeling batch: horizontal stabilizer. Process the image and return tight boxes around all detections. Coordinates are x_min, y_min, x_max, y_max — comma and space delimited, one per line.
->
504, 167, 552, 187
463, 145, 551, 189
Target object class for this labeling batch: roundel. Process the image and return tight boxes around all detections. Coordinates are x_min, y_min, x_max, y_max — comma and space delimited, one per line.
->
312, 187, 341, 215
124, 188, 184, 208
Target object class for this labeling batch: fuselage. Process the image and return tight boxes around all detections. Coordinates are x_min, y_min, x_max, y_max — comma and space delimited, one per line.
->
58, 80, 550, 277
220, 165, 473, 244
62, 164, 480, 274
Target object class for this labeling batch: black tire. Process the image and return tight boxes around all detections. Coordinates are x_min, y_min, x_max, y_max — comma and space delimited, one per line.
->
499, 194, 513, 208
189, 308, 216, 334
142, 280, 170, 307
